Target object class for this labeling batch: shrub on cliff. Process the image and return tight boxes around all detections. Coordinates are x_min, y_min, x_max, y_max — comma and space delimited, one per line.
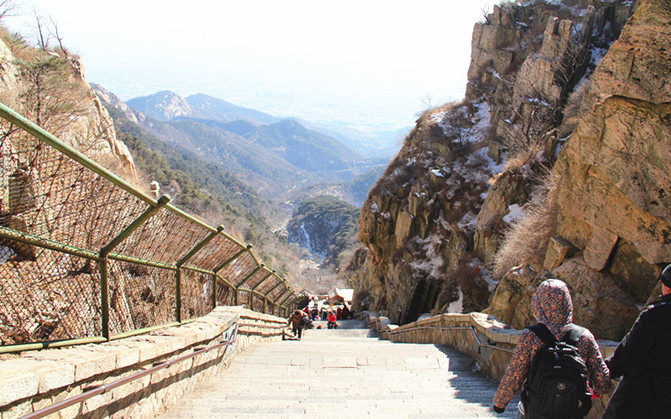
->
491, 173, 558, 279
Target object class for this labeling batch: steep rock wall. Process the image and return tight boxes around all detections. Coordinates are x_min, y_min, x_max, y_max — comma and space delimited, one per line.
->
351, 0, 653, 340
352, 102, 498, 324
487, 0, 670, 340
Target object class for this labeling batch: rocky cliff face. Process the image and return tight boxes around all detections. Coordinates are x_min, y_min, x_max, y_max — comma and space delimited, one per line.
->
353, 101, 499, 323
0, 32, 136, 181
350, 0, 669, 341
488, 0, 671, 340
92, 83, 146, 126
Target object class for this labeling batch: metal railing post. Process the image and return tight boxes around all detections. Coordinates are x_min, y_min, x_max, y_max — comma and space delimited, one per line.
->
176, 269, 183, 323
175, 225, 225, 322
99, 195, 171, 340
213, 244, 252, 274
99, 256, 111, 340
235, 265, 262, 289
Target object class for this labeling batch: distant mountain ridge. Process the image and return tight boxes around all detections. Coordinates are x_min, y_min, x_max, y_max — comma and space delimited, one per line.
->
126, 90, 406, 158
209, 118, 363, 173
96, 88, 384, 198
186, 93, 281, 125
127, 91, 284, 125
126, 91, 192, 121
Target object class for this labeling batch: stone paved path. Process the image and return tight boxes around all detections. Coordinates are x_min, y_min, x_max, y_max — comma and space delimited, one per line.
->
159, 320, 518, 418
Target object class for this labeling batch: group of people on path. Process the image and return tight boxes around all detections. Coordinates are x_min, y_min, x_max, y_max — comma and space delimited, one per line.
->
493, 263, 671, 418
287, 305, 349, 339
301, 304, 350, 322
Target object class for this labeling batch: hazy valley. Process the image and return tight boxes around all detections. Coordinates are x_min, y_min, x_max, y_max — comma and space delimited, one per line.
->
1, 0, 669, 344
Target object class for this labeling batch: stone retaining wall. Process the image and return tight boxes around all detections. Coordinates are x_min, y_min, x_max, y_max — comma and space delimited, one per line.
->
0, 306, 287, 419
368, 311, 620, 417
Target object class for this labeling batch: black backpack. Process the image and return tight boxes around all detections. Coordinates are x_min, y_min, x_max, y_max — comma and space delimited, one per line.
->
522, 323, 592, 419
301, 315, 313, 328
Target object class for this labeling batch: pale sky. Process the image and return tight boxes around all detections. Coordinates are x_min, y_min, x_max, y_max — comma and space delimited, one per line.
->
8, 0, 497, 134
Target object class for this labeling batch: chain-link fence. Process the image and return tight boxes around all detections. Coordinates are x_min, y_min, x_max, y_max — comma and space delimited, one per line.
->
0, 103, 299, 353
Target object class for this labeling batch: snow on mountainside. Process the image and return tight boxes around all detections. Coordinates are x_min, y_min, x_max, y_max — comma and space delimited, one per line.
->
349, 0, 661, 345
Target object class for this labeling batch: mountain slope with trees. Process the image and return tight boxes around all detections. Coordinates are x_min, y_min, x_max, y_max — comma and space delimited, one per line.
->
287, 195, 359, 262
123, 90, 373, 196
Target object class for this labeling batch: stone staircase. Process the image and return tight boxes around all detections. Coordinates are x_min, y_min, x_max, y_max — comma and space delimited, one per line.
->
159, 320, 518, 418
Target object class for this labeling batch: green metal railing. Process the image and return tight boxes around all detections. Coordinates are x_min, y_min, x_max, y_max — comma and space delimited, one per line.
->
0, 102, 299, 353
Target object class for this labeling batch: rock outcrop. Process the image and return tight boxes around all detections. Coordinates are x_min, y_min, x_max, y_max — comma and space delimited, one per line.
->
91, 83, 146, 126
352, 101, 498, 324
487, 0, 671, 340
351, 0, 666, 341
0, 34, 136, 181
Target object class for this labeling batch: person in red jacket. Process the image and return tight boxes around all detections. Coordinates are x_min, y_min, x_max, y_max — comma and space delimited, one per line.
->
327, 310, 338, 329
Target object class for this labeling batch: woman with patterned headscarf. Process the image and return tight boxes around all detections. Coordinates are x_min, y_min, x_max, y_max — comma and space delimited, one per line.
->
493, 279, 611, 416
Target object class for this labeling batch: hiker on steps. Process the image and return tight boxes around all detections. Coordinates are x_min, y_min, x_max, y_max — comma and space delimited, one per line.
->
603, 263, 671, 419
492, 279, 611, 418
288, 309, 305, 340
327, 309, 338, 329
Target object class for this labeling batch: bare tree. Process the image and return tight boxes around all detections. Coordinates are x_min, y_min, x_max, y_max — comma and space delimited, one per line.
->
48, 16, 68, 58
34, 14, 49, 51
497, 96, 558, 164
0, 0, 17, 21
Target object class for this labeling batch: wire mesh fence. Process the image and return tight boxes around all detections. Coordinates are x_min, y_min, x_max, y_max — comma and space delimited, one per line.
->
0, 103, 299, 352
107, 259, 177, 336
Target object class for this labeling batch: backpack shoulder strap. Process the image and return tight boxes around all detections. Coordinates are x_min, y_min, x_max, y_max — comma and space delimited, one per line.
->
527, 323, 557, 346
560, 323, 586, 346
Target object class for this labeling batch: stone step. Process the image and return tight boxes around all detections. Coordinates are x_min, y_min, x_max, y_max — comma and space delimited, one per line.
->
159, 327, 519, 418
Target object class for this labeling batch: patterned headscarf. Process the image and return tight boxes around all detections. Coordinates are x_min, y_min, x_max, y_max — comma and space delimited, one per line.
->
531, 279, 573, 327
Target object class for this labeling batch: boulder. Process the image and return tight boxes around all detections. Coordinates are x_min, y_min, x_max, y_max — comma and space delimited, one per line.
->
588, 0, 671, 106
543, 235, 576, 271
550, 260, 640, 341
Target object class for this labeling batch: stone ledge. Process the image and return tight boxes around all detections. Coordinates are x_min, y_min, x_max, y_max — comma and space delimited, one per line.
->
0, 306, 286, 418
379, 311, 619, 379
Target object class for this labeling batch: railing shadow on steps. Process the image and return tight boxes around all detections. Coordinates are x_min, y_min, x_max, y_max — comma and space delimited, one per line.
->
364, 311, 621, 418
0, 102, 301, 355
21, 325, 241, 419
